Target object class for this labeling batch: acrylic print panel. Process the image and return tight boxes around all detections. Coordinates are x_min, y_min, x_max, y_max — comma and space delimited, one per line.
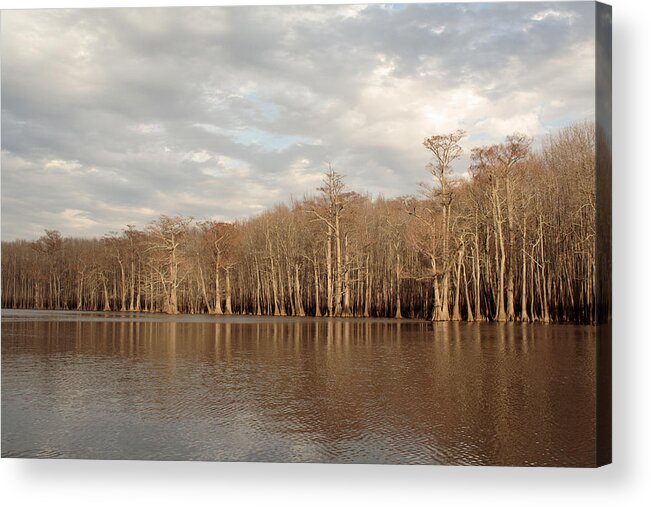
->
0, 2, 611, 467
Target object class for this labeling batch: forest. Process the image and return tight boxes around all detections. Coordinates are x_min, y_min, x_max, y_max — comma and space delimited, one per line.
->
1, 121, 602, 323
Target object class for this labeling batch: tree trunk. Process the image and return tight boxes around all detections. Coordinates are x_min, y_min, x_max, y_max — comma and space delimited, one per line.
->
341, 233, 351, 316
452, 245, 463, 321
102, 278, 111, 311
395, 249, 402, 319
214, 259, 223, 314
294, 263, 305, 317
198, 263, 214, 314
224, 267, 233, 315
520, 221, 530, 322
494, 185, 507, 322
326, 232, 333, 316
334, 214, 343, 317
313, 254, 321, 317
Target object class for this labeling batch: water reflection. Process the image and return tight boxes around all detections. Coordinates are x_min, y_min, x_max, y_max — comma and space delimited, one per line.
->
2, 311, 596, 465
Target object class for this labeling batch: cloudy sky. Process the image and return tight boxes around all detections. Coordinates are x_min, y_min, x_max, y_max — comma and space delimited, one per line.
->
1, 2, 596, 240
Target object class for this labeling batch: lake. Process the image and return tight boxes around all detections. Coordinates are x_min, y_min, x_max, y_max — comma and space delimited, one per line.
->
1, 309, 597, 465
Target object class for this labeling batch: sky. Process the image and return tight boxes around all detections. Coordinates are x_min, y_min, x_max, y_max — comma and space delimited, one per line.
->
0, 2, 596, 240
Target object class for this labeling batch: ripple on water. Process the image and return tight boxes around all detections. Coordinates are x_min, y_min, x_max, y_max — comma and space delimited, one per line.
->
2, 311, 597, 466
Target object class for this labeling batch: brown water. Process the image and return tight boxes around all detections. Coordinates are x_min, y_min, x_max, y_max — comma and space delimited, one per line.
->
1, 310, 597, 466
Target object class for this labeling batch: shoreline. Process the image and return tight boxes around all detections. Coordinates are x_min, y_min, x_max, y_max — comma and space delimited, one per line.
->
0, 307, 603, 326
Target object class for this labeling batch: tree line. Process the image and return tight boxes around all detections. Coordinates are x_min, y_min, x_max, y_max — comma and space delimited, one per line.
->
1, 121, 601, 323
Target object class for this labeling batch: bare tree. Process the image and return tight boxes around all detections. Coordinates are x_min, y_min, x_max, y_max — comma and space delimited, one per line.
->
145, 215, 193, 314
421, 129, 465, 320
1, 121, 602, 324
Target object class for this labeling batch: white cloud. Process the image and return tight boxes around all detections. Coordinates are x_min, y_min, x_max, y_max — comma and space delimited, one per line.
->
0, 3, 596, 239
531, 9, 578, 23
200, 155, 251, 178
44, 159, 83, 173
132, 123, 165, 134
475, 111, 545, 139
185, 150, 213, 163
58, 209, 99, 230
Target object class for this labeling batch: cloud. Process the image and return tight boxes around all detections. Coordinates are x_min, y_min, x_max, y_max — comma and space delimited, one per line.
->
1, 3, 596, 240
530, 9, 578, 22
58, 209, 100, 230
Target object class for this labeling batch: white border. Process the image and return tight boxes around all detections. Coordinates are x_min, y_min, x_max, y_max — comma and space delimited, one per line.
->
1, 1, 649, 505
